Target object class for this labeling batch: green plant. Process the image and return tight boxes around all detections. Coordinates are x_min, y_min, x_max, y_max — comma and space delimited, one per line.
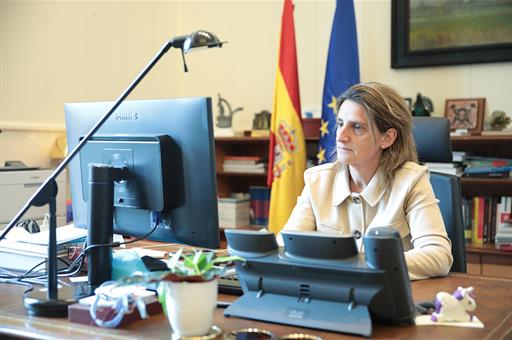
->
164, 248, 244, 281
112, 248, 244, 320
116, 248, 244, 285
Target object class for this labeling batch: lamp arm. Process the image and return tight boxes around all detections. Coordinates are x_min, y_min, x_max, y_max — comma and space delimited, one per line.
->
0, 39, 176, 242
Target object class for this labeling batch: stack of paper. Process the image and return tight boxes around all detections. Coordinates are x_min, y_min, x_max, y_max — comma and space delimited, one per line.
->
0, 224, 87, 272
218, 197, 250, 229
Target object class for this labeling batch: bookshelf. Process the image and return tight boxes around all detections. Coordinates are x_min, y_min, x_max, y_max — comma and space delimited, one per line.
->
214, 136, 512, 277
452, 135, 512, 196
214, 136, 319, 235
451, 135, 512, 278
215, 137, 269, 198
214, 136, 320, 197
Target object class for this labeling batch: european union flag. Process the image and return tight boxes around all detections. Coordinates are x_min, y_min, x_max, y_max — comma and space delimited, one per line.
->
318, 0, 360, 164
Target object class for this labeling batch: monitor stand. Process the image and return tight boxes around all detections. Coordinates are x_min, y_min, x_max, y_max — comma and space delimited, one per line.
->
86, 164, 127, 293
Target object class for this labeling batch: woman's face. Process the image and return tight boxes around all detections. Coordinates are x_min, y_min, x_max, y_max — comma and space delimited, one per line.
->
336, 100, 389, 170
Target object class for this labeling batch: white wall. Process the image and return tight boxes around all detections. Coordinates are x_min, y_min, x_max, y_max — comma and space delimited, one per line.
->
1, 0, 511, 168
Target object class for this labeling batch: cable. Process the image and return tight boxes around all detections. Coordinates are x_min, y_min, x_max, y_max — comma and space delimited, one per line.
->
1, 212, 162, 287
84, 211, 161, 254
15, 219, 41, 233
0, 244, 84, 281
415, 300, 436, 315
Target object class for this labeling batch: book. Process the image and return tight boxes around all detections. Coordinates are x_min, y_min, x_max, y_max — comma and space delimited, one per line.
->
462, 198, 473, 243
464, 172, 510, 178
222, 156, 266, 173
224, 156, 261, 164
465, 165, 512, 174
483, 197, 490, 243
490, 197, 498, 243
496, 197, 512, 239
424, 162, 458, 169
249, 186, 271, 227
224, 156, 261, 162
425, 162, 464, 176
464, 157, 512, 167
472, 197, 482, 245
224, 159, 262, 165
223, 162, 265, 169
222, 164, 266, 174
428, 167, 463, 176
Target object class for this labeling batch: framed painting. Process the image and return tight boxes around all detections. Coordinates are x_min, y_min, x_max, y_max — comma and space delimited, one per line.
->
444, 98, 486, 134
391, 0, 512, 68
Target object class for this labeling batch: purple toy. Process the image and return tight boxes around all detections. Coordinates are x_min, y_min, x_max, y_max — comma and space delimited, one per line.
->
431, 286, 476, 322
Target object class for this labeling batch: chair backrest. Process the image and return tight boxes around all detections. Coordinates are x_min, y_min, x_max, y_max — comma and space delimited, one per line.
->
412, 117, 467, 273
429, 173, 467, 273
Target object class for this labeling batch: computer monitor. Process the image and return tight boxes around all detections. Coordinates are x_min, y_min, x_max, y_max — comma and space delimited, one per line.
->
65, 97, 220, 250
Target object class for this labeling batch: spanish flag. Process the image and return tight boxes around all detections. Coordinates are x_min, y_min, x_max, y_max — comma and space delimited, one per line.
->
267, 0, 306, 234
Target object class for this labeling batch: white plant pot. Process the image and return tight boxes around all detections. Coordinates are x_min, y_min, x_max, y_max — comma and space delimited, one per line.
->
160, 279, 218, 337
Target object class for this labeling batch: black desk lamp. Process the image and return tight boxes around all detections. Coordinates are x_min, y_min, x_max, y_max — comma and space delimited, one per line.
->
0, 30, 225, 317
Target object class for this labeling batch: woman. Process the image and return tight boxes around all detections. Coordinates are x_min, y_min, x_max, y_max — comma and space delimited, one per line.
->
283, 82, 453, 280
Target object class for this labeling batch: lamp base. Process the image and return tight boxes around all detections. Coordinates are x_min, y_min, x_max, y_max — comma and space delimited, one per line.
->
24, 285, 78, 317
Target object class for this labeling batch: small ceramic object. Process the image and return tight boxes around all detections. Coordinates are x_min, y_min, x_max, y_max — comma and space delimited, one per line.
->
431, 286, 476, 322
216, 94, 243, 128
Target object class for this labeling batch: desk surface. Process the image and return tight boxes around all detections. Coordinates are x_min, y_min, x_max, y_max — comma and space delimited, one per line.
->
0, 273, 511, 339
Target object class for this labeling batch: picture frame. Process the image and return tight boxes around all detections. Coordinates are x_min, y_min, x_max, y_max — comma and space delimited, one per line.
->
391, 0, 512, 68
444, 98, 486, 134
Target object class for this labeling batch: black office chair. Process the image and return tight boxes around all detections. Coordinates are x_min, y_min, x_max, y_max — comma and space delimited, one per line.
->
412, 117, 467, 273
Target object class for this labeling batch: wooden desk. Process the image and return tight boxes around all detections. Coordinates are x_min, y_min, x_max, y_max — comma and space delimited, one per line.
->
0, 273, 511, 339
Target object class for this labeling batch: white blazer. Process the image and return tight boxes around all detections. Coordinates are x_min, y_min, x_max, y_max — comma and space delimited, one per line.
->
283, 161, 453, 280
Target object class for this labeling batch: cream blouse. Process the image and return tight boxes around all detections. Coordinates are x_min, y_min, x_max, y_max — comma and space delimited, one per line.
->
283, 161, 453, 280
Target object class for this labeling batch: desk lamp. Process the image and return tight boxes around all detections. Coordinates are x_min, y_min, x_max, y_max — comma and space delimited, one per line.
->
0, 30, 225, 317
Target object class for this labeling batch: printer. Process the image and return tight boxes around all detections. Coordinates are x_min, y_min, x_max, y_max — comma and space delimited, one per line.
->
0, 166, 66, 229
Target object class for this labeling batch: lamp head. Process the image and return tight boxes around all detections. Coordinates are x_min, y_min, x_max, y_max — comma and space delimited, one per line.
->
170, 30, 225, 73
184, 30, 225, 53
171, 30, 225, 53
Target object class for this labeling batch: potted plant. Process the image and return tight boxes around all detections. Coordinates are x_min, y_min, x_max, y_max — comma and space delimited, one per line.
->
119, 248, 244, 337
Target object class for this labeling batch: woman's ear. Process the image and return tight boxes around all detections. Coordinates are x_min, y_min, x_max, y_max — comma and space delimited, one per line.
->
380, 128, 397, 149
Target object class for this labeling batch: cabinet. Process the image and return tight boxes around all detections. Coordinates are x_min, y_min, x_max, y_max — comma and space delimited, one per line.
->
451, 135, 512, 278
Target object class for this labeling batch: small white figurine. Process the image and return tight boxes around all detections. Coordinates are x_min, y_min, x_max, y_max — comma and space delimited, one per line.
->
431, 286, 476, 323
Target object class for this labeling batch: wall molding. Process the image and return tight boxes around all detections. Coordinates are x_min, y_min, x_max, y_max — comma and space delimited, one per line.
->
0, 122, 65, 132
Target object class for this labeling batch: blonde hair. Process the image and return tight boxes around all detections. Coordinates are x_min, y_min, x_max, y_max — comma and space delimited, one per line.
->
336, 82, 418, 189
